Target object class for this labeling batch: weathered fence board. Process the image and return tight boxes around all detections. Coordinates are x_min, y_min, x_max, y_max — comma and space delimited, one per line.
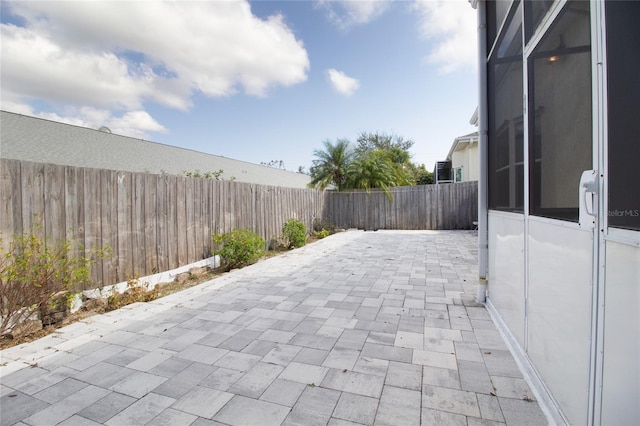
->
0, 159, 477, 289
324, 182, 477, 230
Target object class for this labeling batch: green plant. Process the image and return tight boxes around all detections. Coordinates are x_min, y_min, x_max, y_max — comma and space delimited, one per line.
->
313, 229, 330, 239
312, 218, 336, 234
213, 228, 265, 271
0, 229, 108, 335
281, 219, 307, 249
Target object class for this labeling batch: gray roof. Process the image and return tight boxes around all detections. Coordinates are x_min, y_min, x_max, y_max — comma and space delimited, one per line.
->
0, 111, 311, 188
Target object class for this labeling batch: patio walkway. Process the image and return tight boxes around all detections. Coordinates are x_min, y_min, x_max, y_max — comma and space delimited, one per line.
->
0, 230, 547, 426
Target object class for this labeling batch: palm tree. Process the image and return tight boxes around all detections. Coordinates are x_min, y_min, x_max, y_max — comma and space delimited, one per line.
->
346, 150, 397, 195
309, 139, 354, 190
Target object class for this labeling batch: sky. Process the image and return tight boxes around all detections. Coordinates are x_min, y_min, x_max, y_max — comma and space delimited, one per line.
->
0, 0, 479, 173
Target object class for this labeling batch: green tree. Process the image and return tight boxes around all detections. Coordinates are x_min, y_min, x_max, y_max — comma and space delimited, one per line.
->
346, 150, 397, 193
310, 132, 432, 193
354, 132, 416, 186
408, 163, 434, 185
355, 132, 414, 157
309, 139, 354, 190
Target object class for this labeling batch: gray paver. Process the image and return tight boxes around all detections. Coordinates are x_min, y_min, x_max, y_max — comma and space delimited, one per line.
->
214, 351, 261, 371
201, 367, 245, 391
33, 378, 88, 404
152, 361, 216, 398
260, 379, 307, 406
228, 362, 284, 398
176, 344, 228, 365
498, 397, 547, 425
171, 385, 234, 418
285, 386, 341, 426
333, 392, 378, 425
374, 385, 421, 425
361, 342, 413, 363
73, 362, 136, 389
0, 231, 549, 426
105, 393, 175, 425
146, 408, 198, 425
108, 371, 167, 398
0, 391, 49, 426
385, 361, 422, 390
24, 385, 110, 426
413, 348, 457, 370
293, 347, 329, 365
491, 375, 536, 400
278, 361, 328, 386
459, 360, 494, 394
421, 407, 467, 425
353, 355, 389, 377
322, 347, 360, 370
213, 395, 290, 425
262, 344, 302, 366
477, 393, 506, 422
422, 384, 481, 417
321, 368, 384, 398
77, 391, 137, 424
12, 366, 77, 395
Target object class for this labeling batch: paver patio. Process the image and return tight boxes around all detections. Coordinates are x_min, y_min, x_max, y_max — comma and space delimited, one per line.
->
0, 230, 548, 425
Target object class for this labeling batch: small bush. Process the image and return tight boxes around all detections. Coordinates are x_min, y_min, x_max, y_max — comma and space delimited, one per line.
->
0, 228, 108, 335
213, 228, 265, 271
312, 218, 336, 233
282, 219, 307, 249
313, 229, 331, 239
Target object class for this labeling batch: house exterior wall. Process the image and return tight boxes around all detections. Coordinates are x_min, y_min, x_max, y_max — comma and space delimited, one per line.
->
476, 1, 640, 425
451, 141, 478, 182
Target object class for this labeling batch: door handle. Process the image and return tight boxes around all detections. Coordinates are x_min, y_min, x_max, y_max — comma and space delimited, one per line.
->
579, 170, 598, 230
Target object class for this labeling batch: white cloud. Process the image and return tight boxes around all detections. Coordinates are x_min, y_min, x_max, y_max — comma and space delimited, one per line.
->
2, 101, 167, 139
326, 69, 360, 96
316, 0, 391, 30
0, 1, 309, 137
413, 0, 477, 74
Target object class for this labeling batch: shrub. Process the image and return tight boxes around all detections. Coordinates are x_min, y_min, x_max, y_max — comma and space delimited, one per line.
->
282, 219, 307, 249
0, 229, 107, 336
313, 229, 331, 239
312, 218, 336, 233
213, 228, 265, 271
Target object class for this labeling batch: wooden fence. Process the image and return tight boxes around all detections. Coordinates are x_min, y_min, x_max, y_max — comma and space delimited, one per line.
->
325, 182, 478, 230
0, 159, 477, 289
0, 159, 325, 288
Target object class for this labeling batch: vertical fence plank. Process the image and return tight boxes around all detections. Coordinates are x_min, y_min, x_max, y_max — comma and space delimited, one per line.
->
43, 164, 66, 246
0, 160, 23, 242
65, 166, 84, 246
166, 175, 178, 270
83, 167, 102, 288
116, 172, 133, 280
154, 175, 170, 272
132, 173, 146, 277
185, 177, 195, 263
21, 162, 45, 237
101, 170, 118, 283
176, 176, 187, 266
63, 165, 86, 289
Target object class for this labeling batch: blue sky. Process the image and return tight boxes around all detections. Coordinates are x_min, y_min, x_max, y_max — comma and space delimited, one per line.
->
1, 1, 478, 173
